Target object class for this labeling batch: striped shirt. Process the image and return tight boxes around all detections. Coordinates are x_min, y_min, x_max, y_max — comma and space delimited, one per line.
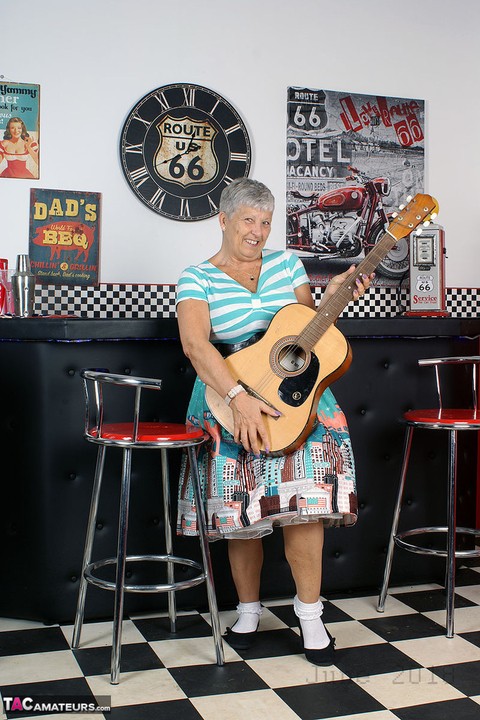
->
176, 249, 309, 344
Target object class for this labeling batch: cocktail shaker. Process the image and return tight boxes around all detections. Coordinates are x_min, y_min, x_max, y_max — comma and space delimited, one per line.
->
11, 254, 36, 317
0, 258, 7, 314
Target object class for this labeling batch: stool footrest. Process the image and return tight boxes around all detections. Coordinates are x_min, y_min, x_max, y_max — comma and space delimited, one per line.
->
395, 526, 480, 558
85, 554, 206, 593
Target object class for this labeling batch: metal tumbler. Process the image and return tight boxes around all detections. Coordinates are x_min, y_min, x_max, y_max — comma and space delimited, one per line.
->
12, 254, 36, 317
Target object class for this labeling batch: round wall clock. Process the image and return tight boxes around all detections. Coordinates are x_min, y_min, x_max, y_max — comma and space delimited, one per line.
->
120, 83, 252, 221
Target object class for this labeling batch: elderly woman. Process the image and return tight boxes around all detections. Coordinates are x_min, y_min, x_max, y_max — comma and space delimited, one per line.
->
176, 178, 371, 665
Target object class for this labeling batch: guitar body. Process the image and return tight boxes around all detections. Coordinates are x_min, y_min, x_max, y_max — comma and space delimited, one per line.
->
205, 303, 352, 455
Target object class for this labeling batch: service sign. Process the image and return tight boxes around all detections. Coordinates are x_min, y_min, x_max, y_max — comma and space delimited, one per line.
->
28, 188, 101, 285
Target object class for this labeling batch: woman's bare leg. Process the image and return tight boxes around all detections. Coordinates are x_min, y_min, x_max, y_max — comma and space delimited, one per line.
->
283, 522, 331, 651
283, 522, 324, 602
226, 538, 264, 637
227, 537, 263, 601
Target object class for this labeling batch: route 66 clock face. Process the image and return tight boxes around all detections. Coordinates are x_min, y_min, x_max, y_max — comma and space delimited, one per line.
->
120, 83, 251, 221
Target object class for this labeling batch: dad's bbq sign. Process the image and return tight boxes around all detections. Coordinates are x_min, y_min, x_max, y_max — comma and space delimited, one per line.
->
29, 188, 101, 285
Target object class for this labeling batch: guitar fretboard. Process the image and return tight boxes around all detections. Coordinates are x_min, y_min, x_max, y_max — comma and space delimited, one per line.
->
300, 192, 437, 352
298, 209, 412, 351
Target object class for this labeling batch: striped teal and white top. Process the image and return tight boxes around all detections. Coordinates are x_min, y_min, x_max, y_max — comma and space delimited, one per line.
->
176, 249, 309, 344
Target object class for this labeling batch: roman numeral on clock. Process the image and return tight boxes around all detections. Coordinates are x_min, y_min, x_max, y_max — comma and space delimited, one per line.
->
180, 198, 191, 218
129, 166, 149, 187
209, 98, 221, 115
207, 195, 218, 212
230, 152, 248, 162
124, 143, 143, 154
225, 123, 241, 135
154, 91, 170, 111
183, 87, 196, 106
133, 113, 150, 128
150, 188, 166, 209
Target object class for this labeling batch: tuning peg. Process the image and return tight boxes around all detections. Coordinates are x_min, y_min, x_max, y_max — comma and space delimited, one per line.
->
398, 204, 405, 210
391, 212, 398, 218
431, 212, 438, 220
423, 220, 431, 227
406, 195, 413, 202
415, 228, 423, 235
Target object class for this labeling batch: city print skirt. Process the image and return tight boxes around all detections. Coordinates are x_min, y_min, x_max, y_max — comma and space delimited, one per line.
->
177, 377, 358, 540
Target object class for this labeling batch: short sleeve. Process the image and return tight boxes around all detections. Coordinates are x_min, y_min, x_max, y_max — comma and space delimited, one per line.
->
176, 265, 209, 306
286, 252, 310, 289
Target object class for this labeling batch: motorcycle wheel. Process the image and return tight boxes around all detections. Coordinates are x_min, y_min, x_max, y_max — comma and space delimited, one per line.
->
369, 220, 409, 280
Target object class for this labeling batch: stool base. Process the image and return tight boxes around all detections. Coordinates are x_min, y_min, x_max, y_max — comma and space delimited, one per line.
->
84, 554, 207, 593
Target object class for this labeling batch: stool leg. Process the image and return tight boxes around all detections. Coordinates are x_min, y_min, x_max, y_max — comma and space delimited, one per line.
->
378, 425, 414, 612
445, 429, 458, 638
72, 445, 106, 648
188, 446, 224, 666
161, 448, 177, 633
111, 447, 132, 684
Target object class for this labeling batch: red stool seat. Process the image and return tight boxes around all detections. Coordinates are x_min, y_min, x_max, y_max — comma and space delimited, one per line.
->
90, 423, 206, 443
404, 408, 480, 428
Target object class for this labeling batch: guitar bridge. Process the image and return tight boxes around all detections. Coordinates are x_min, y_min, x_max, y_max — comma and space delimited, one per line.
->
238, 381, 281, 418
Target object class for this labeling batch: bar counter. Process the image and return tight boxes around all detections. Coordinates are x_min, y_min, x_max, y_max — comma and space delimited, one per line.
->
1, 316, 479, 623
1, 314, 479, 340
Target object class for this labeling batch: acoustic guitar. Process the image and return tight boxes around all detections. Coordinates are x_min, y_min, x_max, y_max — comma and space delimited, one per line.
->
206, 193, 439, 455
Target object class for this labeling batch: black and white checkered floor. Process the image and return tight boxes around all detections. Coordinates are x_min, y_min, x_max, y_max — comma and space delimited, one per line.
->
2, 565, 480, 720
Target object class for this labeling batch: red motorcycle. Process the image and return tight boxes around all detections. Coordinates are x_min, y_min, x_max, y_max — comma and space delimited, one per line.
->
286, 166, 408, 279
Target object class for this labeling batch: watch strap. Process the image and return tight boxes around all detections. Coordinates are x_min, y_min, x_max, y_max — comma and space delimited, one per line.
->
225, 384, 246, 406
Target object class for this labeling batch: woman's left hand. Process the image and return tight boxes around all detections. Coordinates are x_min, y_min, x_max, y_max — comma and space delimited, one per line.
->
323, 265, 374, 303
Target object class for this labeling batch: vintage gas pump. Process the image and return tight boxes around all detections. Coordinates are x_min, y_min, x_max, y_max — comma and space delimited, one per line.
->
405, 223, 448, 316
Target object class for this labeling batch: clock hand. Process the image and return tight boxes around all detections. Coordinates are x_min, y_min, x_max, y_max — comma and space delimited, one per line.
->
185, 133, 196, 153
184, 141, 201, 154
157, 136, 201, 165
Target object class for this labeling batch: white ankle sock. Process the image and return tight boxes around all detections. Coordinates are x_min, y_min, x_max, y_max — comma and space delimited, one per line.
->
231, 601, 262, 633
293, 595, 329, 649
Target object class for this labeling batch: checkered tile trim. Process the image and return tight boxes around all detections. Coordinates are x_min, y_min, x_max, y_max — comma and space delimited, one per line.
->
35, 284, 178, 318
34, 284, 480, 319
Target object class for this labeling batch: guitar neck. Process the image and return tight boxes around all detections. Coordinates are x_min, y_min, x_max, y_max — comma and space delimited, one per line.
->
299, 227, 398, 350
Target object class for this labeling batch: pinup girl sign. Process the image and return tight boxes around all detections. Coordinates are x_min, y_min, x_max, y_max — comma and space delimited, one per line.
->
0, 82, 40, 179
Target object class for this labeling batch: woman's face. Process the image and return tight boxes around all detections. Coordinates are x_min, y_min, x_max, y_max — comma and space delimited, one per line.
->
8, 121, 23, 139
220, 205, 273, 261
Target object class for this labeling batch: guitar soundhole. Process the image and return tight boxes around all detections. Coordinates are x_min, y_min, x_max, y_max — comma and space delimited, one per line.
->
277, 344, 307, 373
278, 352, 320, 407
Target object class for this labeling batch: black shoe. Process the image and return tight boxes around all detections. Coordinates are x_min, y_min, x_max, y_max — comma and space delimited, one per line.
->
223, 624, 259, 651
300, 627, 336, 666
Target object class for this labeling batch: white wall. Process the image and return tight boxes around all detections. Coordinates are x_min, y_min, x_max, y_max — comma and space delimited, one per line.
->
1, 0, 479, 288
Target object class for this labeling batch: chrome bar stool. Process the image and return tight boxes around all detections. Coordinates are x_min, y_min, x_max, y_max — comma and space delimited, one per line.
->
72, 370, 224, 684
378, 356, 480, 637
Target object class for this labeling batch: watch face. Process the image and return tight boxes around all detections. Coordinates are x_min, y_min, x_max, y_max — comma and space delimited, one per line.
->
120, 83, 251, 221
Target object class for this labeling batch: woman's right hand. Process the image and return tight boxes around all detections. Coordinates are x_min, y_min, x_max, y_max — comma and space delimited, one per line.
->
230, 391, 279, 456
177, 299, 278, 455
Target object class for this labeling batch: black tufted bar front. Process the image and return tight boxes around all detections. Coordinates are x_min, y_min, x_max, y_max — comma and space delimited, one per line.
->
1, 316, 479, 624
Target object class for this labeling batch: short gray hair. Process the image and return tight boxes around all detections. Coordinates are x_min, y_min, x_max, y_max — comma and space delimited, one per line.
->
219, 178, 275, 217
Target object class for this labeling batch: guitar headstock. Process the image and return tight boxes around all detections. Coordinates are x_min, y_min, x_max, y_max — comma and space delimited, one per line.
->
388, 194, 439, 240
